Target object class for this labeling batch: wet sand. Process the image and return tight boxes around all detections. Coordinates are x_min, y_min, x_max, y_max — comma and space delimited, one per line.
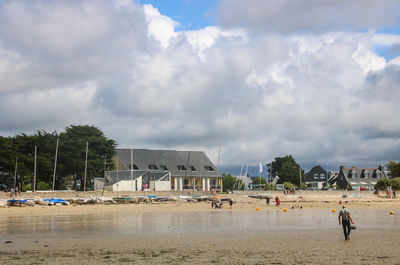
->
1, 191, 399, 264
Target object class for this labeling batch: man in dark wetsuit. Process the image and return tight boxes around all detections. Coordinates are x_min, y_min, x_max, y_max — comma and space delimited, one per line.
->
338, 206, 354, 240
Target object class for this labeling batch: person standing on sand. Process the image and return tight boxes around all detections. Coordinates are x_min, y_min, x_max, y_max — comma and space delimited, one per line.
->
275, 196, 280, 206
338, 205, 354, 240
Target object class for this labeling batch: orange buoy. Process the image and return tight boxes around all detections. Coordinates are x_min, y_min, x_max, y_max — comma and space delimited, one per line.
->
283, 208, 287, 212
256, 207, 260, 211
390, 211, 394, 215
332, 209, 336, 213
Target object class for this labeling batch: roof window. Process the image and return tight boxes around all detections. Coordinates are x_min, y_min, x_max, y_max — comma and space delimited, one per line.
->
148, 164, 158, 170
177, 165, 186, 171
128, 164, 139, 170
204, 166, 215, 172
159, 164, 168, 170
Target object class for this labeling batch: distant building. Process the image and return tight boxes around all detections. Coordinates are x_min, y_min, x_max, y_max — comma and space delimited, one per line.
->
303, 165, 329, 189
94, 149, 222, 192
332, 165, 388, 190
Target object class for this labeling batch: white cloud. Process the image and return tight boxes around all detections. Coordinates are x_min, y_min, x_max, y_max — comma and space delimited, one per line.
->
143, 4, 177, 48
0, 0, 400, 171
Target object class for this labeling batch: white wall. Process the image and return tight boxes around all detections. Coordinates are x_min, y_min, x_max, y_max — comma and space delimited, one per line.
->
154, 181, 171, 191
112, 177, 142, 192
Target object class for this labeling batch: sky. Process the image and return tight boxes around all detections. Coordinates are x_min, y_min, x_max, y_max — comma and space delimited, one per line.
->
1, 0, 400, 176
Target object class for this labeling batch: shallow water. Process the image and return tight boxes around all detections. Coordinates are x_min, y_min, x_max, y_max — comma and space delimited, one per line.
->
0, 209, 398, 241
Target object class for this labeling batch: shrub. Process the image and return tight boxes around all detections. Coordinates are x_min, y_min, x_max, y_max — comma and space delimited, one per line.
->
390, 178, 400, 190
375, 178, 390, 190
264, 183, 275, 190
22, 184, 31, 192
37, 181, 51, 190
283, 181, 294, 189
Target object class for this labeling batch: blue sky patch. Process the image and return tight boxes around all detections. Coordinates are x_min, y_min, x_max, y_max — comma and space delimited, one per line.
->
138, 0, 218, 30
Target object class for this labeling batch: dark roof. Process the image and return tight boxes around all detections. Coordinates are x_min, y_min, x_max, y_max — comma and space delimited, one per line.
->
303, 165, 327, 183
115, 149, 221, 178
336, 166, 388, 188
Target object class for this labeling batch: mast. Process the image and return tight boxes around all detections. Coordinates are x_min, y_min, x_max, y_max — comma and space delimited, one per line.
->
33, 146, 37, 192
13, 157, 18, 189
52, 138, 59, 192
83, 141, 88, 192
130, 148, 133, 197
116, 155, 119, 196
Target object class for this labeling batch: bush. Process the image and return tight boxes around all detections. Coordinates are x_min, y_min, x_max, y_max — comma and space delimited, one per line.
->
37, 181, 51, 190
375, 178, 390, 190
22, 184, 31, 192
283, 181, 294, 189
390, 178, 400, 190
264, 183, 275, 190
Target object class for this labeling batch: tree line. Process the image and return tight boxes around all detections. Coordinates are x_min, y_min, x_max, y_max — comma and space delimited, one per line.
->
0, 125, 116, 191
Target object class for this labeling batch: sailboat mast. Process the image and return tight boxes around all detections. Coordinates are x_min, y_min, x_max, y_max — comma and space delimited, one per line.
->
33, 146, 37, 192
52, 138, 59, 192
13, 157, 18, 189
83, 141, 88, 192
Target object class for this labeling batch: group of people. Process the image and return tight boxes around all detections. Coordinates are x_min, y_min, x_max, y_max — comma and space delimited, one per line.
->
283, 186, 296, 195
5, 186, 20, 197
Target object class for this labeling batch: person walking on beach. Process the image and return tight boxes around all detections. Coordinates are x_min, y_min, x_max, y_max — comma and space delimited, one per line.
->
338, 205, 354, 240
275, 196, 280, 206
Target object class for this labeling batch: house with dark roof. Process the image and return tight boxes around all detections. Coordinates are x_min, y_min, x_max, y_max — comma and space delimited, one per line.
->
303, 165, 329, 189
333, 165, 388, 190
95, 149, 222, 192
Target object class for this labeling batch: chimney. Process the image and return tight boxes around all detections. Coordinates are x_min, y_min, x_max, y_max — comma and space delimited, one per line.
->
340, 166, 345, 173
378, 165, 384, 171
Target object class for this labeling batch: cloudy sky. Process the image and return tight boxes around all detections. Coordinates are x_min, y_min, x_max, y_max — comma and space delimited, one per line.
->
1, 0, 400, 174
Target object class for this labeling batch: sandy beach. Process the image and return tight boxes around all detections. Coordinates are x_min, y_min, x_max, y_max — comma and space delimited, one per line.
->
1, 190, 399, 264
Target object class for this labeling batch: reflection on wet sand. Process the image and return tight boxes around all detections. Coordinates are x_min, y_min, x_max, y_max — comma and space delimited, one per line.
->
1, 210, 399, 264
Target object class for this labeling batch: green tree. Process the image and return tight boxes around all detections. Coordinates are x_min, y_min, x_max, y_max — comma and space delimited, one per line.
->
387, 161, 400, 178
0, 136, 17, 187
375, 178, 390, 190
58, 125, 116, 190
266, 155, 302, 186
222, 174, 235, 192
251, 177, 267, 185
390, 178, 400, 190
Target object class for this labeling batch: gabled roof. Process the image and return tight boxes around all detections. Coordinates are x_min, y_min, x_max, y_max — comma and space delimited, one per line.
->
338, 166, 387, 186
115, 149, 221, 178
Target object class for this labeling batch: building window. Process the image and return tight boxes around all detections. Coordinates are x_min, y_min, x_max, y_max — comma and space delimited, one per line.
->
374, 171, 381, 178
177, 165, 187, 171
128, 164, 139, 170
320, 174, 325, 179
363, 170, 369, 178
159, 165, 168, 170
351, 170, 357, 178
190, 166, 196, 171
148, 164, 158, 170
314, 174, 319, 179
204, 166, 215, 172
